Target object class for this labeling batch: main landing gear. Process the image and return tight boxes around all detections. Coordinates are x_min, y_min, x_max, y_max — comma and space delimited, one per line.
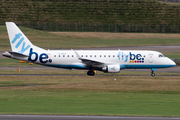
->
87, 70, 95, 76
151, 70, 155, 77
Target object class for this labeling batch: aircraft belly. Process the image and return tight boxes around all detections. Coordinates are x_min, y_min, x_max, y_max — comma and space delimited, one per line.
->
125, 64, 175, 69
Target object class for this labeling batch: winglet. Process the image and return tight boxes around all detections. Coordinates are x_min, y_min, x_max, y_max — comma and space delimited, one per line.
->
73, 50, 82, 59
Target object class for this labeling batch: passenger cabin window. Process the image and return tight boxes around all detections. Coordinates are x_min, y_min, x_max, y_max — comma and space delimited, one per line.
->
113, 55, 115, 57
86, 55, 88, 57
90, 55, 92, 57
63, 55, 65, 57
59, 55, 60, 57
108, 55, 110, 57
94, 55, 96, 57
67, 55, 69, 57
54, 55, 56, 57
81, 55, 83, 57
100, 55, 102, 57
72, 55, 74, 57
104, 55, 106, 57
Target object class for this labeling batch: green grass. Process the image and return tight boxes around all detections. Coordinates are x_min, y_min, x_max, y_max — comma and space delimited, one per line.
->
0, 58, 40, 67
166, 55, 180, 59
0, 58, 29, 67
0, 90, 180, 116
0, 76, 180, 116
163, 52, 180, 59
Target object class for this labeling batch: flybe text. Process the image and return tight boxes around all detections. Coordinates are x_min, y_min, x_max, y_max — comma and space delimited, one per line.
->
12, 33, 31, 54
118, 52, 145, 63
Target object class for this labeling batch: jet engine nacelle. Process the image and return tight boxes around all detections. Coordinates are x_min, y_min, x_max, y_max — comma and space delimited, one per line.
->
102, 64, 120, 73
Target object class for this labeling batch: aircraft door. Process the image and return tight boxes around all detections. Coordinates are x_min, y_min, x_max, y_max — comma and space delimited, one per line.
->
47, 53, 52, 63
47, 53, 51, 59
149, 54, 154, 63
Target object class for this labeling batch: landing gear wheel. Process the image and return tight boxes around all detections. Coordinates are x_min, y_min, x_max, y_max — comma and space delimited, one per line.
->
87, 71, 95, 76
151, 71, 155, 77
151, 73, 155, 77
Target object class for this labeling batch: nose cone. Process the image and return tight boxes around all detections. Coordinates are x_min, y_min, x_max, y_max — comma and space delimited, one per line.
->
169, 59, 176, 67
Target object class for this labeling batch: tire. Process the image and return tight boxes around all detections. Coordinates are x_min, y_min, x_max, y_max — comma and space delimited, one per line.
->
151, 73, 155, 77
87, 71, 95, 76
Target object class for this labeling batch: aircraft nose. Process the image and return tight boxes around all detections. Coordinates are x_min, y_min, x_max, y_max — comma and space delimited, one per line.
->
169, 59, 176, 66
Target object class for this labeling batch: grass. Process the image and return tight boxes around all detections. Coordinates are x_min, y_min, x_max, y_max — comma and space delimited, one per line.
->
0, 58, 41, 67
0, 91, 180, 116
0, 76, 180, 116
0, 59, 29, 67
164, 52, 180, 59
1, 76, 180, 93
159, 1, 180, 6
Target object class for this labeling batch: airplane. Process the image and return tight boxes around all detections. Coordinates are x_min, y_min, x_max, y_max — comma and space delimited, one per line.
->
3, 22, 176, 76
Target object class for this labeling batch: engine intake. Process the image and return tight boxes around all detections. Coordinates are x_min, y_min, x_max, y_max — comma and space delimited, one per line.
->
102, 64, 120, 73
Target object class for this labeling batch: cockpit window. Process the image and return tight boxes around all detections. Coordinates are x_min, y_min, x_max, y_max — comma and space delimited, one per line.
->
159, 54, 165, 58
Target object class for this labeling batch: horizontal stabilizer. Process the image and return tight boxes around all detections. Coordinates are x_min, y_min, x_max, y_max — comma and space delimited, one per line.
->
3, 51, 29, 60
9, 51, 29, 57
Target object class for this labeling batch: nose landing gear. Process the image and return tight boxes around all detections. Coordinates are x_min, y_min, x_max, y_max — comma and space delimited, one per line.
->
151, 71, 155, 77
151, 68, 157, 77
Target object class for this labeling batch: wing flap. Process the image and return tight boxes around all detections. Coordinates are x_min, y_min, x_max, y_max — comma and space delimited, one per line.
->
80, 58, 105, 67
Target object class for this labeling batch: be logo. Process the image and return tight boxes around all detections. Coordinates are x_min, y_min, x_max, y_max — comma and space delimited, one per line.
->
129, 52, 144, 63
130, 52, 144, 60
28, 48, 52, 63
12, 33, 31, 54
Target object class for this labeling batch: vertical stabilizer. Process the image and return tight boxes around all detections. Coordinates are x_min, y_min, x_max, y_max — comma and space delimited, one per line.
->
6, 22, 45, 55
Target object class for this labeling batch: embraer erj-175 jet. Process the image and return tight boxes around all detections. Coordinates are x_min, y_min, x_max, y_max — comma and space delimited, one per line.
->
3, 22, 176, 76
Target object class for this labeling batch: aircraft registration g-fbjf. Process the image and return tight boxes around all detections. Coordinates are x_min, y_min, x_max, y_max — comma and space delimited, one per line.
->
3, 22, 176, 76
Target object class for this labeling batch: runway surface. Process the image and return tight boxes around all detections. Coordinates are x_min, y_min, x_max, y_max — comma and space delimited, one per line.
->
0, 115, 180, 120
0, 66, 179, 74
1, 74, 180, 77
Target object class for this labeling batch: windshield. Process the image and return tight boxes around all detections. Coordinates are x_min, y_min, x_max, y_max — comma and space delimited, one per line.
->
159, 54, 166, 58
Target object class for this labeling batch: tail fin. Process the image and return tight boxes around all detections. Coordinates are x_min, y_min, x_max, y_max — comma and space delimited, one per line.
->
6, 22, 45, 55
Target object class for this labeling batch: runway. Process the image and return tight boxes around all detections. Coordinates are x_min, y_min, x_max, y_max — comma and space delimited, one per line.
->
0, 66, 179, 75
0, 64, 179, 77
1, 74, 180, 77
0, 115, 180, 120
